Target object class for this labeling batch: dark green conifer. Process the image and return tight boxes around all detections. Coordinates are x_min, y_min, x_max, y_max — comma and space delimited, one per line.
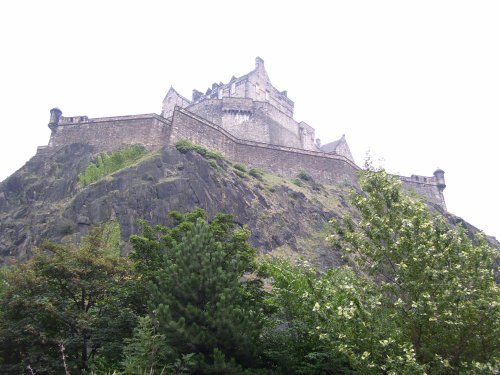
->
146, 217, 265, 373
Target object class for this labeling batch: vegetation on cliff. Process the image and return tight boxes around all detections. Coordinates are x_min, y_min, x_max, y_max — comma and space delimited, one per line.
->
0, 169, 498, 374
175, 139, 224, 162
78, 145, 148, 186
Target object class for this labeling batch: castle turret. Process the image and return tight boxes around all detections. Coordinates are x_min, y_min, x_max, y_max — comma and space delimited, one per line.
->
48, 107, 62, 131
433, 168, 446, 192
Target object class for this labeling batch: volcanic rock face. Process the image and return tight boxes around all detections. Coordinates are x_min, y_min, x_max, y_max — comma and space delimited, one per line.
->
2, 144, 497, 267
0, 144, 354, 267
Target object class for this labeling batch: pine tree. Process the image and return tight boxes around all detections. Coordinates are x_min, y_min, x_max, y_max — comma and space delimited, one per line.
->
145, 217, 265, 373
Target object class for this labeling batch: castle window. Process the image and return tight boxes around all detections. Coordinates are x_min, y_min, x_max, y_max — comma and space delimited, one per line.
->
218, 89, 223, 99
235, 112, 250, 124
231, 83, 236, 95
255, 83, 259, 94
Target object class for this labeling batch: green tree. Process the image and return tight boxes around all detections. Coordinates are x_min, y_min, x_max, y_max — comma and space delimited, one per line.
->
129, 210, 266, 373
262, 258, 424, 374
0, 223, 135, 375
331, 166, 499, 373
121, 315, 172, 374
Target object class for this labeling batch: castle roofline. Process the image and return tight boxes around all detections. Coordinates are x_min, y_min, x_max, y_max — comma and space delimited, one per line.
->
164, 86, 192, 104
320, 135, 346, 153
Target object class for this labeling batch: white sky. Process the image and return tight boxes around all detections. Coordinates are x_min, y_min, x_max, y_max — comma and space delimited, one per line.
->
0, 1, 499, 239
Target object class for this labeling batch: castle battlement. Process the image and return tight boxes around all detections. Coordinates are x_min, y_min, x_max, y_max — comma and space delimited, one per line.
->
44, 58, 446, 209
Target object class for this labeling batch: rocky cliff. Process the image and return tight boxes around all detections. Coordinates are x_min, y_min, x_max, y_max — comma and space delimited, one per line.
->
0, 144, 496, 266
0, 144, 356, 267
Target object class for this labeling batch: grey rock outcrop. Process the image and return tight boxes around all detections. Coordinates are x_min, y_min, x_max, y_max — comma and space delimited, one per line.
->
0, 145, 351, 268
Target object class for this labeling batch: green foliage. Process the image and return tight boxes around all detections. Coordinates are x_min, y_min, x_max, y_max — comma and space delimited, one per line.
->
296, 170, 321, 190
175, 138, 224, 161
234, 169, 247, 179
262, 258, 424, 374
297, 170, 312, 181
129, 209, 208, 286
249, 168, 264, 181
0, 223, 135, 375
78, 145, 148, 186
331, 166, 500, 373
233, 163, 247, 172
2, 166, 497, 374
208, 159, 218, 169
121, 316, 170, 374
128, 209, 266, 372
232, 163, 251, 178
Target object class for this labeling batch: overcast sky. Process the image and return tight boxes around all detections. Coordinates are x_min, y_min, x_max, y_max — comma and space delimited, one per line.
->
0, 1, 499, 239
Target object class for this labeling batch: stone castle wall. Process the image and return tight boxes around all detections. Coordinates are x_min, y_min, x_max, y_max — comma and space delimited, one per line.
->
400, 176, 446, 210
48, 114, 171, 152
187, 98, 315, 150
170, 108, 359, 186
45, 107, 446, 209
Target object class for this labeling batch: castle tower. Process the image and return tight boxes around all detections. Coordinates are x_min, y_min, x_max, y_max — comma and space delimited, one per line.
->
433, 168, 447, 211
433, 168, 446, 192
161, 87, 191, 118
48, 107, 62, 132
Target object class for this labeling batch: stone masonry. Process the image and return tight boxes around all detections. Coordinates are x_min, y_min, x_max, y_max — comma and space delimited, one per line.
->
44, 57, 447, 209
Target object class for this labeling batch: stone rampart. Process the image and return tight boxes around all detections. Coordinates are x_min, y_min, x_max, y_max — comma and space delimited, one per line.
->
170, 107, 446, 208
400, 175, 446, 210
48, 114, 171, 152
171, 107, 359, 185
45, 107, 447, 210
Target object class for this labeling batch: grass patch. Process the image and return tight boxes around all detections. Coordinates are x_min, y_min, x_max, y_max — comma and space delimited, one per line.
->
233, 163, 247, 172
297, 170, 322, 191
249, 168, 264, 181
208, 159, 218, 169
78, 145, 148, 187
175, 139, 224, 161
233, 169, 247, 179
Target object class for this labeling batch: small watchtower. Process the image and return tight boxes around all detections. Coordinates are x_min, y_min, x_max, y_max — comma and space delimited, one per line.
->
48, 107, 62, 132
433, 168, 446, 192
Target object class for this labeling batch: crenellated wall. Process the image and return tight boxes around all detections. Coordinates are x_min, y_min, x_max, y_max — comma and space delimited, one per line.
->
191, 57, 295, 118
400, 174, 446, 210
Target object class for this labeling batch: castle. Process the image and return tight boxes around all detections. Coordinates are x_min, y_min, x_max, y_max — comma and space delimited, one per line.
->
43, 57, 447, 209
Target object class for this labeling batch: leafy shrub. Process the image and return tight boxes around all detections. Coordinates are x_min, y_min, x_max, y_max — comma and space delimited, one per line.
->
249, 168, 264, 180
297, 170, 312, 181
233, 163, 247, 172
78, 145, 148, 187
175, 139, 224, 161
233, 169, 247, 179
208, 159, 218, 169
